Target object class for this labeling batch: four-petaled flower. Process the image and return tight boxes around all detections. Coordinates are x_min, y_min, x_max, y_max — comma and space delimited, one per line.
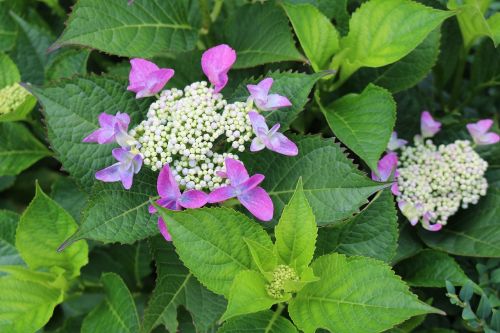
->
208, 158, 273, 221
387, 131, 407, 151
248, 111, 298, 156
247, 78, 292, 111
127, 58, 174, 98
466, 119, 500, 146
201, 44, 236, 93
371, 152, 399, 195
420, 111, 441, 138
83, 112, 133, 146
149, 164, 208, 241
95, 148, 143, 190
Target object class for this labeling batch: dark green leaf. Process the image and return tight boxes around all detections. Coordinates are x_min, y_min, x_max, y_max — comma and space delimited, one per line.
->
0, 210, 23, 266
219, 310, 298, 333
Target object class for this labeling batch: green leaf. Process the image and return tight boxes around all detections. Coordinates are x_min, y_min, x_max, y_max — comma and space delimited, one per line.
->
142, 237, 226, 333
284, 0, 349, 34
283, 3, 339, 71
315, 190, 398, 263
28, 75, 152, 189
289, 253, 442, 333
395, 249, 469, 287
52, 0, 199, 58
229, 71, 324, 131
419, 187, 500, 257
219, 310, 298, 333
240, 135, 388, 225
321, 84, 396, 172
222, 270, 280, 321
46, 49, 89, 81
0, 210, 23, 266
489, 13, 500, 46
0, 53, 20, 89
51, 177, 89, 223
81, 273, 140, 333
0, 2, 18, 52
223, 2, 304, 69
0, 122, 51, 176
0, 176, 15, 192
392, 222, 424, 264
0, 86, 37, 122
275, 178, 316, 273
16, 184, 88, 279
244, 237, 277, 274
158, 207, 274, 296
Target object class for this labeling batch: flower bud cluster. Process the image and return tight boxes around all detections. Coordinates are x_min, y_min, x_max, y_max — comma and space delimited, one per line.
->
0, 83, 31, 114
266, 265, 299, 299
397, 138, 488, 227
129, 81, 254, 191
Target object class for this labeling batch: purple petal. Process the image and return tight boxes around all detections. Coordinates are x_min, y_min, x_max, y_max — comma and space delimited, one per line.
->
238, 187, 274, 221
145, 68, 175, 96
421, 111, 441, 138
250, 137, 266, 152
387, 132, 407, 151
98, 113, 115, 128
397, 201, 419, 226
269, 123, 281, 136
372, 152, 398, 182
82, 128, 105, 143
467, 119, 499, 145
201, 44, 236, 93
178, 190, 208, 209
207, 185, 238, 203
247, 78, 273, 103
132, 154, 143, 173
115, 112, 131, 129
224, 158, 249, 186
268, 132, 298, 156
95, 163, 121, 183
157, 164, 181, 201
237, 174, 265, 193
120, 166, 134, 190
391, 183, 400, 196
157, 217, 172, 241
248, 111, 269, 135
477, 132, 500, 145
112, 147, 131, 162
262, 94, 292, 111
128, 58, 159, 86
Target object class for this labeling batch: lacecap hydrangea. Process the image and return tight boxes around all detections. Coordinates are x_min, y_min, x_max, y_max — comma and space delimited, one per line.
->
82, 44, 298, 241
371, 112, 499, 232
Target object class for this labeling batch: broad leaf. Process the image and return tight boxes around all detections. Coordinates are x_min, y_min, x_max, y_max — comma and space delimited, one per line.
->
392, 222, 424, 264
289, 253, 442, 333
489, 13, 500, 46
46, 49, 90, 81
52, 0, 199, 58
0, 53, 20, 88
51, 177, 89, 223
81, 273, 140, 333
158, 207, 274, 296
240, 135, 388, 225
284, 0, 349, 34
244, 238, 277, 274
321, 84, 396, 173
219, 310, 298, 333
0, 122, 51, 176
0, 2, 17, 51
0, 210, 23, 266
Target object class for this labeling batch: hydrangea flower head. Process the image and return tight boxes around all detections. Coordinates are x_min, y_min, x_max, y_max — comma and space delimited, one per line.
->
371, 152, 399, 195
95, 147, 143, 189
127, 58, 174, 98
83, 112, 132, 145
0, 83, 32, 115
387, 131, 407, 151
201, 44, 236, 93
420, 111, 441, 138
466, 119, 500, 146
248, 111, 298, 156
247, 78, 292, 111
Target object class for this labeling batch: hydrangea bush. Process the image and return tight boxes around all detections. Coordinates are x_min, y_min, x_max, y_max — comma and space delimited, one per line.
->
0, 0, 499, 332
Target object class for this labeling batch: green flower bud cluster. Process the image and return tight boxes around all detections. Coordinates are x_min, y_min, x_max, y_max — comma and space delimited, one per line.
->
0, 83, 30, 114
130, 81, 254, 191
266, 265, 299, 299
397, 138, 488, 227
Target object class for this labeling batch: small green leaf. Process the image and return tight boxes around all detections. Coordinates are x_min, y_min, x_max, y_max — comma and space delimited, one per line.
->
244, 238, 277, 274
284, 0, 349, 35
459, 281, 474, 302
0, 210, 23, 266
0, 53, 20, 89
321, 84, 396, 172
219, 310, 298, 333
275, 178, 316, 274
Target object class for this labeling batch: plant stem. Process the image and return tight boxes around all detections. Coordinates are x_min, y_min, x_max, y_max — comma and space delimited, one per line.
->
210, 0, 224, 22
450, 46, 470, 110
264, 303, 285, 332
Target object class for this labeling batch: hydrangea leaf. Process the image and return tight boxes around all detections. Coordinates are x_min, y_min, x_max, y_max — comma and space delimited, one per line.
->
395, 249, 469, 287
223, 3, 304, 69
219, 310, 298, 333
244, 238, 277, 274
158, 207, 274, 296
283, 3, 339, 71
46, 49, 90, 81
321, 84, 396, 172
16, 183, 88, 280
241, 135, 389, 225
285, 0, 349, 34
81, 273, 140, 333
489, 13, 500, 46
51, 0, 199, 58
28, 75, 152, 189
0, 210, 23, 266
418, 187, 500, 258
142, 237, 226, 333
289, 253, 442, 333
0, 3, 17, 51
315, 190, 398, 263
0, 53, 20, 89
0, 122, 51, 176
0, 176, 15, 192
275, 178, 317, 273
392, 222, 424, 265
51, 177, 89, 224
0, 88, 37, 123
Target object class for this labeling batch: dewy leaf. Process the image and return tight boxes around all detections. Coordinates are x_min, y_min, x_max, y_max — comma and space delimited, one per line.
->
283, 3, 339, 71
158, 207, 274, 296
0, 53, 20, 89
395, 249, 469, 288
219, 310, 298, 333
0, 210, 23, 266
81, 273, 140, 333
16, 184, 88, 279
315, 190, 398, 263
0, 122, 51, 176
142, 237, 226, 333
223, 2, 304, 68
240, 135, 388, 225
275, 178, 317, 273
321, 84, 396, 173
419, 187, 500, 258
289, 253, 442, 333
52, 0, 199, 58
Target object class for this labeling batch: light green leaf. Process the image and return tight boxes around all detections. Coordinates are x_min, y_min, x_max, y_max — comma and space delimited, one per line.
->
284, 0, 349, 34
0, 122, 51, 176
321, 84, 396, 173
224, 3, 304, 68
81, 273, 140, 333
419, 187, 500, 257
240, 135, 388, 225
0, 53, 20, 89
52, 0, 199, 58
0, 210, 23, 266
395, 249, 469, 287
46, 49, 90, 81
289, 253, 442, 333
488, 13, 500, 46
244, 238, 277, 274
51, 177, 89, 223
283, 3, 339, 71
16, 184, 88, 279
315, 190, 398, 263
159, 207, 274, 296
275, 178, 316, 273
222, 270, 280, 322
0, 85, 37, 122
219, 310, 298, 333
142, 237, 226, 333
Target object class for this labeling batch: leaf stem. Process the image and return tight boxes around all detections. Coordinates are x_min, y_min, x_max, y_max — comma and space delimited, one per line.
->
210, 0, 224, 22
265, 303, 285, 332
